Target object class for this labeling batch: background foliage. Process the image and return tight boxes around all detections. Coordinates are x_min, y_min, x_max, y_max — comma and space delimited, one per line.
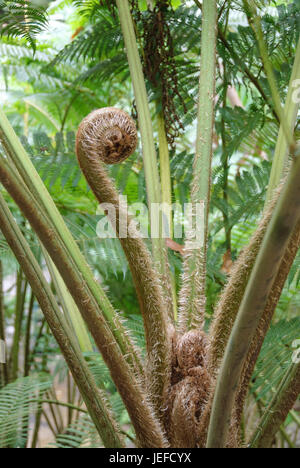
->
0, 0, 299, 447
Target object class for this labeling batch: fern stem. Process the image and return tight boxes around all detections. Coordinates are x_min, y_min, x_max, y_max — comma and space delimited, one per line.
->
0, 155, 167, 447
249, 362, 300, 448
158, 112, 173, 239
0, 192, 125, 448
10, 270, 27, 382
76, 127, 172, 418
265, 37, 300, 204
31, 394, 43, 448
179, 0, 217, 331
207, 190, 280, 376
0, 109, 124, 355
233, 219, 300, 436
24, 291, 35, 377
157, 111, 178, 321
0, 107, 142, 378
116, 0, 171, 288
220, 62, 231, 252
43, 249, 93, 353
194, 0, 279, 122
207, 151, 300, 448
30, 399, 88, 414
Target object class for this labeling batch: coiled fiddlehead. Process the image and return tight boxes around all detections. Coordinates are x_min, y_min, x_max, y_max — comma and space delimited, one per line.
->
76, 108, 173, 421
77, 107, 138, 165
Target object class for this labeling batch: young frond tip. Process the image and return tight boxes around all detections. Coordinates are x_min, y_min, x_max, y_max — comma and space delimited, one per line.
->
76, 108, 138, 165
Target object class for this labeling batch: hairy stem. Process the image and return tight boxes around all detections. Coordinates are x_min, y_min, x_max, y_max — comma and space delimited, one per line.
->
0, 107, 142, 378
233, 220, 300, 440
179, 0, 217, 331
0, 108, 139, 370
0, 192, 124, 448
207, 191, 280, 376
76, 127, 172, 417
116, 0, 172, 303
0, 157, 167, 447
207, 152, 300, 448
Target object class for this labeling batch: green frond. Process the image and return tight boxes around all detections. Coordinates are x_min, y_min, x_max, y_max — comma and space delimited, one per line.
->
0, 0, 49, 52
51, 11, 122, 66
53, 413, 102, 448
0, 374, 53, 448
251, 317, 300, 404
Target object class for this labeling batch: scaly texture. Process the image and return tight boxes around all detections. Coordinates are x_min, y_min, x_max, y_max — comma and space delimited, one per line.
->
207, 189, 281, 377
164, 330, 211, 447
77, 107, 138, 164
195, 209, 300, 449
178, 0, 217, 332
0, 157, 167, 448
233, 219, 300, 437
207, 151, 300, 448
76, 108, 173, 419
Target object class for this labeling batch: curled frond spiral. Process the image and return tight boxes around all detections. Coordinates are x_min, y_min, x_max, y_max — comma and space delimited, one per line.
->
76, 107, 173, 422
76, 107, 138, 165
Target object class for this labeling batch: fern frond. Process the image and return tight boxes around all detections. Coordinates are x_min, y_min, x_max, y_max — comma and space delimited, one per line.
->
0, 374, 53, 448
0, 0, 48, 52
251, 317, 300, 404
53, 413, 101, 448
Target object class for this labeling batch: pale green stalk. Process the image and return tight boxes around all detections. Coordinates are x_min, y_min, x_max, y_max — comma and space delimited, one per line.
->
0, 192, 124, 448
0, 107, 140, 373
179, 0, 217, 330
0, 127, 167, 448
157, 112, 178, 320
116, 0, 171, 289
43, 249, 93, 353
158, 113, 173, 239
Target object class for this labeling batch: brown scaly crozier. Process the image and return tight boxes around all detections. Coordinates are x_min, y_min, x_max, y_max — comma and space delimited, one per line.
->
76, 107, 212, 447
76, 107, 174, 428
164, 329, 211, 447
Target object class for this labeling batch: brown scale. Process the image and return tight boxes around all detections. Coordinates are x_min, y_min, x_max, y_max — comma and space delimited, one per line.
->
76, 108, 138, 165
103, 127, 134, 162
164, 329, 211, 447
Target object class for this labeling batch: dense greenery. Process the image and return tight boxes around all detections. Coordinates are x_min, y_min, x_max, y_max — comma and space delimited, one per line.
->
0, 0, 299, 448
